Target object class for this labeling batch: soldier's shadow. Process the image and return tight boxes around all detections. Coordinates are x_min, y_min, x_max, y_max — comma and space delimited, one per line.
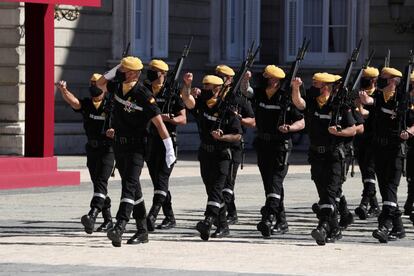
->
1, 207, 410, 247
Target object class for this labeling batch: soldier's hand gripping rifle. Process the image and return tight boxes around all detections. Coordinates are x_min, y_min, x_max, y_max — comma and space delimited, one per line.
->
278, 38, 310, 128
214, 41, 261, 131
160, 37, 193, 115
329, 39, 363, 131
395, 50, 414, 176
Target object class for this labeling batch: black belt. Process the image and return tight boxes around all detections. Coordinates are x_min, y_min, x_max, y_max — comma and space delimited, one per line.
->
375, 136, 400, 146
257, 132, 284, 142
200, 143, 229, 153
87, 139, 112, 148
114, 136, 145, 145
310, 144, 341, 154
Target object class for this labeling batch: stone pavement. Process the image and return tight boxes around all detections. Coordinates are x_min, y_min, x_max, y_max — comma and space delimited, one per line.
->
1, 151, 414, 276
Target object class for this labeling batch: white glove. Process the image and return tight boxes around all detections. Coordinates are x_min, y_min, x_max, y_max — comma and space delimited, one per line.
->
103, 64, 121, 80
163, 137, 176, 168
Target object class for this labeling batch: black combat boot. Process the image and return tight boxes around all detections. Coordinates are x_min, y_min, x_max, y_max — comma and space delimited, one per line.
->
326, 212, 342, 243
96, 207, 113, 232
107, 220, 128, 247
389, 211, 406, 241
157, 203, 176, 230
211, 209, 230, 238
272, 210, 289, 235
127, 218, 149, 244
146, 204, 162, 232
81, 208, 100, 234
372, 213, 392, 243
311, 220, 330, 246
355, 204, 369, 220
338, 196, 354, 229
257, 206, 273, 238
311, 203, 320, 215
226, 199, 238, 225
157, 192, 177, 230
196, 216, 215, 241
367, 195, 380, 218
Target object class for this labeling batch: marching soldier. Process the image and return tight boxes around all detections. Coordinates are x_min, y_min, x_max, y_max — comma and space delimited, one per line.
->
142, 59, 186, 235
330, 75, 363, 231
292, 73, 356, 246
354, 67, 381, 220
215, 65, 255, 224
403, 72, 414, 218
56, 74, 114, 234
181, 73, 242, 241
359, 67, 414, 243
253, 65, 305, 238
97, 56, 176, 247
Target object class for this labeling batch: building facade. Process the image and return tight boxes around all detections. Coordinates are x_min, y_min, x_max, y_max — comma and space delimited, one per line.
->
0, 0, 413, 155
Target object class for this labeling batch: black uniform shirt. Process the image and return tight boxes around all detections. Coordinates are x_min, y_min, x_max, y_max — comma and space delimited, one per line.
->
108, 81, 161, 137
254, 88, 304, 140
406, 95, 414, 148
143, 81, 185, 135
361, 90, 378, 137
373, 92, 404, 139
343, 108, 364, 146
194, 98, 242, 147
304, 89, 356, 146
74, 96, 110, 141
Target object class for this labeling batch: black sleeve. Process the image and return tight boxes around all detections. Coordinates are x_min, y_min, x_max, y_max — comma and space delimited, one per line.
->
226, 114, 243, 135
138, 87, 161, 120
240, 99, 255, 118
73, 98, 87, 114
288, 105, 304, 123
353, 109, 365, 125
107, 81, 118, 95
172, 94, 186, 115
341, 109, 356, 128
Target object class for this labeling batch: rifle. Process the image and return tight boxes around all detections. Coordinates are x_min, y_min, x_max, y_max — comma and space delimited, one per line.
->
160, 37, 193, 114
350, 49, 375, 93
384, 49, 391, 68
395, 50, 414, 176
329, 39, 363, 131
213, 41, 261, 130
278, 38, 310, 127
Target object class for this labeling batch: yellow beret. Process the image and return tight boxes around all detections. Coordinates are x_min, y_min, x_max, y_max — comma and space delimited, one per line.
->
410, 71, 414, 81
382, 67, 402, 78
90, 73, 102, 82
216, 65, 235, 77
149, 59, 169, 72
264, 65, 286, 79
312, 72, 337, 83
362, 67, 379, 78
121, 56, 143, 71
202, 75, 224, 86
333, 75, 342, 82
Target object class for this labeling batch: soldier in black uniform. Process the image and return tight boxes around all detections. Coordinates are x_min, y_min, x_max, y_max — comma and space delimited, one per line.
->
292, 72, 356, 246
253, 65, 305, 238
142, 59, 186, 235
181, 73, 242, 241
56, 74, 114, 234
403, 72, 414, 218
354, 67, 381, 220
97, 56, 176, 247
215, 65, 255, 224
359, 67, 414, 243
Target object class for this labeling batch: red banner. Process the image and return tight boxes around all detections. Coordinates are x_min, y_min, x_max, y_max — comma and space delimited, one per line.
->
0, 0, 101, 7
